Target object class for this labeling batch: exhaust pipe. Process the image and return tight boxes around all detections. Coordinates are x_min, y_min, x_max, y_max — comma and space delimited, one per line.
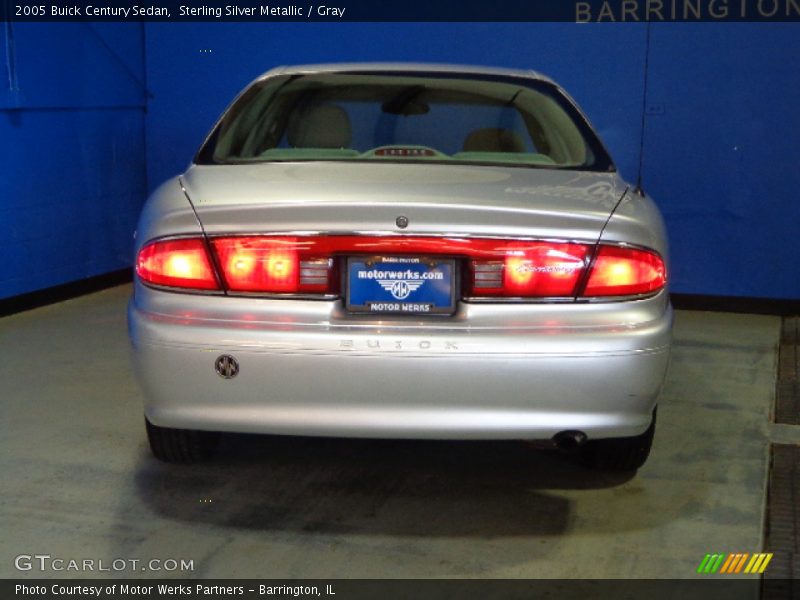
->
553, 430, 588, 450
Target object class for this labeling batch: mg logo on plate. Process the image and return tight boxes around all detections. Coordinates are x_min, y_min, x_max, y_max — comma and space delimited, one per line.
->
377, 279, 424, 300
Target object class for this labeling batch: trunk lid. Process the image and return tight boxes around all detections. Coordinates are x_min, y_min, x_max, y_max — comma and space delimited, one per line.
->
182, 162, 626, 242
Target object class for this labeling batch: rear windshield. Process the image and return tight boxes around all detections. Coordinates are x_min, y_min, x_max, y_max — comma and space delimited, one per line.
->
196, 71, 613, 171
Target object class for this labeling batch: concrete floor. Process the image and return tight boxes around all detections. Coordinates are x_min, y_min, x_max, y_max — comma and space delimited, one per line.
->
0, 285, 790, 579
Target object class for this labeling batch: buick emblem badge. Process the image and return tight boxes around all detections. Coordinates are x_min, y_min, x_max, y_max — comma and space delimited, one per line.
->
215, 354, 239, 379
396, 215, 409, 229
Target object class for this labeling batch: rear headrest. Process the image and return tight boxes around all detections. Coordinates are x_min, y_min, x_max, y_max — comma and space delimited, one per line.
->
287, 104, 352, 149
463, 128, 526, 153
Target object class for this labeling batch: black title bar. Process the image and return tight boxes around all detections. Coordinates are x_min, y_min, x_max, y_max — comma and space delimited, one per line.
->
2, 0, 800, 22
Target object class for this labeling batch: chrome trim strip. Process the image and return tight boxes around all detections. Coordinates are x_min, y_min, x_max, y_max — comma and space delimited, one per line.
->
462, 296, 576, 304
463, 291, 662, 304
137, 282, 227, 297
203, 230, 592, 246
140, 230, 661, 255
138, 279, 336, 300
223, 292, 339, 301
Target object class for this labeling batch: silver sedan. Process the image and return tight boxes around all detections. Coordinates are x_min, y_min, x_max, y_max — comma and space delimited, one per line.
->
128, 63, 671, 471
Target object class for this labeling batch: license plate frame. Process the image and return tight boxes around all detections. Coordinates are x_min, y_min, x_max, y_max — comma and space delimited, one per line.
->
345, 256, 457, 315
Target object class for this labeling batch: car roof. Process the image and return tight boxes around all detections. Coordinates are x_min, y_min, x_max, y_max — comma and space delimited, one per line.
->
257, 63, 555, 85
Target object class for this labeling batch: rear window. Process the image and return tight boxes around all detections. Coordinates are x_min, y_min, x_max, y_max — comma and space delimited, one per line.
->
196, 71, 613, 171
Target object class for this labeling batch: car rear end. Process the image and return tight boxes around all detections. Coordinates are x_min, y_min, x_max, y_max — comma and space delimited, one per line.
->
128, 64, 672, 468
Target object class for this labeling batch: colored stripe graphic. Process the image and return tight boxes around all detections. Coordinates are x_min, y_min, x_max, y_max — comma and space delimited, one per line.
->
698, 553, 773, 574
734, 553, 749, 573
719, 554, 736, 573
697, 554, 712, 573
757, 554, 773, 573
736, 554, 750, 573
697, 554, 725, 573
710, 554, 725, 573
745, 554, 761, 573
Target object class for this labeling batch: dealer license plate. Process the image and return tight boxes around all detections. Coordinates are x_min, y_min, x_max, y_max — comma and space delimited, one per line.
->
346, 256, 456, 315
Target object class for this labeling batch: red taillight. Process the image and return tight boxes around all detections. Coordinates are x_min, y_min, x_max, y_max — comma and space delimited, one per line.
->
212, 237, 299, 292
583, 246, 666, 297
136, 238, 219, 290
135, 235, 665, 300
468, 243, 590, 298
211, 237, 334, 294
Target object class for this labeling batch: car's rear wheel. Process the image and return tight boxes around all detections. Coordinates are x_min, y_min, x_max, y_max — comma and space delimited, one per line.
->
580, 408, 657, 471
145, 417, 220, 463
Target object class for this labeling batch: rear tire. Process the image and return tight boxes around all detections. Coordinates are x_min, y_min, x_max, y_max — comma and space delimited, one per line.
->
145, 417, 220, 463
580, 408, 657, 471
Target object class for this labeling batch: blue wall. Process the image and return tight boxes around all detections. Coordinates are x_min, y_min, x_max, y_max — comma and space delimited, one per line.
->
0, 23, 147, 299
3, 22, 799, 300
642, 23, 800, 298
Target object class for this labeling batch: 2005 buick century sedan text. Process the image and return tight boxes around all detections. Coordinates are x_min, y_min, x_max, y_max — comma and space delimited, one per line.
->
128, 63, 671, 471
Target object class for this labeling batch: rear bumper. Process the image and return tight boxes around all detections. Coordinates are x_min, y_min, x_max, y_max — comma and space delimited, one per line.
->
128, 285, 672, 440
